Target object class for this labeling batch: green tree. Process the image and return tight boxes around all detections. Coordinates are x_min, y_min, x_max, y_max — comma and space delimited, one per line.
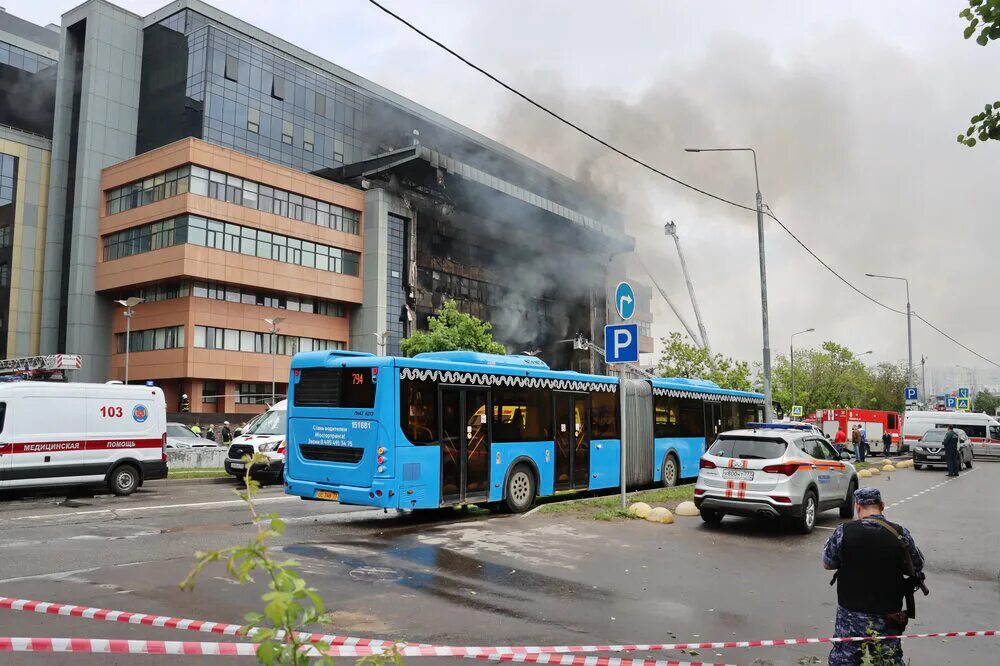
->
770, 342, 874, 415
400, 299, 506, 357
973, 388, 1000, 414
957, 1, 1000, 146
656, 332, 754, 391
867, 362, 909, 412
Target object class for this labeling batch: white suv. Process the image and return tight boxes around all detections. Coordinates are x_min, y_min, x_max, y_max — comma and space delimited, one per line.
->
694, 423, 858, 533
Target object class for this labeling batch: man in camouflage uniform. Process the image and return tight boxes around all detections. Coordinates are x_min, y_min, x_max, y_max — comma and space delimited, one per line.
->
823, 487, 924, 665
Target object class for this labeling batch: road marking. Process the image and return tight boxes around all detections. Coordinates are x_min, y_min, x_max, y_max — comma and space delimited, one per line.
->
0, 495, 298, 523
885, 467, 979, 509
816, 525, 836, 530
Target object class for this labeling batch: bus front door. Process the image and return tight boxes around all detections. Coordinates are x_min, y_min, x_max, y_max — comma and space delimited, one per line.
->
555, 392, 590, 491
439, 387, 491, 505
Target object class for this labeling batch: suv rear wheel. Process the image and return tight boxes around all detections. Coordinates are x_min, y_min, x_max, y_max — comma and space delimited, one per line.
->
700, 508, 724, 525
840, 480, 857, 519
794, 490, 818, 534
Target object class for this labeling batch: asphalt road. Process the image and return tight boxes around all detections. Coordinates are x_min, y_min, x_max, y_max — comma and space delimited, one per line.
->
0, 462, 997, 665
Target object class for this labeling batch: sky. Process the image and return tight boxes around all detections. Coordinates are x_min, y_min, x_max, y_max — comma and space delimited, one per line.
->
9, 0, 1000, 388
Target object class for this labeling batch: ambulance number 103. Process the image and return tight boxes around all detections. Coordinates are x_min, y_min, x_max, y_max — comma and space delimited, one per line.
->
100, 406, 124, 418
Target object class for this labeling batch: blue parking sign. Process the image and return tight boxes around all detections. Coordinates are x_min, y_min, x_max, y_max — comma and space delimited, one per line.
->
945, 396, 957, 410
605, 324, 639, 364
904, 387, 918, 402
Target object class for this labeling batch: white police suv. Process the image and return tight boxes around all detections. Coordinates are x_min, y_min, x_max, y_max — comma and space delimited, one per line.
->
694, 423, 858, 533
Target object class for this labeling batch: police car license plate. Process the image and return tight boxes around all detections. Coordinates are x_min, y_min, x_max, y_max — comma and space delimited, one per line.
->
721, 469, 754, 481
316, 490, 339, 501
230, 462, 245, 470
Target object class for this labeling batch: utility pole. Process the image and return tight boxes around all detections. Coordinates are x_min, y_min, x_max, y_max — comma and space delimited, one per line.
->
664, 221, 711, 355
921, 355, 927, 404
264, 317, 285, 405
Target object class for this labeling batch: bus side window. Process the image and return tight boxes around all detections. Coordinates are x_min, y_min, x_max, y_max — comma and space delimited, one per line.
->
590, 391, 618, 439
400, 379, 437, 444
491, 387, 551, 442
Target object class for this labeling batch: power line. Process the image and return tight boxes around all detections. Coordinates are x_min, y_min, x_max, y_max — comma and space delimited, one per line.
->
366, 0, 1000, 370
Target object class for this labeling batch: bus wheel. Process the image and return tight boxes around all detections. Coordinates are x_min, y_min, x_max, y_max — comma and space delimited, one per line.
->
108, 463, 140, 497
661, 453, 679, 487
504, 465, 536, 513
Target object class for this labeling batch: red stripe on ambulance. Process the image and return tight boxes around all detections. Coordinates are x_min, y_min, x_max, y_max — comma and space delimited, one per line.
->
7, 438, 162, 454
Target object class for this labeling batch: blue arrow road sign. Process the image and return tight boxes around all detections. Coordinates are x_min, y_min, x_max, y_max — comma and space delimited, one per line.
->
945, 396, 957, 409
904, 387, 918, 402
605, 324, 639, 364
614, 282, 635, 321
958, 387, 970, 399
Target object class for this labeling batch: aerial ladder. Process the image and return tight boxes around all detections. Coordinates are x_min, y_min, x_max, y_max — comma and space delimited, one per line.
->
0, 354, 82, 380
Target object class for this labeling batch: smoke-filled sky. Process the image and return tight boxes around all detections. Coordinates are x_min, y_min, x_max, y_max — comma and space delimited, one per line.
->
14, 0, 1000, 379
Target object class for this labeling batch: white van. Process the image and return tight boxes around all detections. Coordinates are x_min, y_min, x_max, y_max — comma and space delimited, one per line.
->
902, 410, 1000, 459
0, 382, 167, 495
224, 399, 286, 482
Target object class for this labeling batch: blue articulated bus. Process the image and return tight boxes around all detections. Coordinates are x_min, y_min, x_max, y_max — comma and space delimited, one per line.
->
284, 350, 765, 512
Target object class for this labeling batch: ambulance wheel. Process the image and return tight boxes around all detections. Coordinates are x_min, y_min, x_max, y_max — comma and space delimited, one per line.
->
108, 463, 140, 496
504, 464, 536, 514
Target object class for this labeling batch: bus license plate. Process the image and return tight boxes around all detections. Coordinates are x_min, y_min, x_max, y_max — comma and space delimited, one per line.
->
316, 490, 339, 501
721, 469, 754, 481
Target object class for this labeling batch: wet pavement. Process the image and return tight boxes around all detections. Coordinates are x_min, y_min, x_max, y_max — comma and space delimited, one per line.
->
0, 464, 997, 664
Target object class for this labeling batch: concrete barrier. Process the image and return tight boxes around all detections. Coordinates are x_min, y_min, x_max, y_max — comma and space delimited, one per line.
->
166, 448, 228, 470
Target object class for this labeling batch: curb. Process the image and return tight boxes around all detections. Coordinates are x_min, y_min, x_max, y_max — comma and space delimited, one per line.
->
155, 475, 234, 486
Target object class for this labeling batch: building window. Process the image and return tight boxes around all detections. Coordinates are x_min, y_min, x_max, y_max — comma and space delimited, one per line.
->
224, 54, 239, 82
106, 164, 361, 235
188, 280, 346, 316
0, 226, 11, 248
313, 92, 326, 117
114, 325, 185, 353
281, 120, 293, 145
0, 152, 18, 207
0, 263, 8, 287
202, 381, 219, 404
303, 128, 314, 153
0, 41, 56, 74
193, 325, 344, 356
247, 108, 260, 133
271, 75, 285, 100
236, 383, 270, 405
102, 214, 360, 276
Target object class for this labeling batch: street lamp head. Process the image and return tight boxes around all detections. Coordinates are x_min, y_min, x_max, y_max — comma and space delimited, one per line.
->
683, 148, 701, 153
864, 273, 875, 278
806, 328, 815, 333
115, 296, 144, 309
264, 316, 286, 328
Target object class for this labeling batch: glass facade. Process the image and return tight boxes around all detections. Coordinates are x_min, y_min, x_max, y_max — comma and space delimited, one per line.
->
193, 325, 343, 355
105, 164, 361, 235
115, 280, 346, 317
385, 213, 407, 356
0, 152, 16, 356
0, 40, 57, 137
101, 214, 360, 276
115, 325, 185, 353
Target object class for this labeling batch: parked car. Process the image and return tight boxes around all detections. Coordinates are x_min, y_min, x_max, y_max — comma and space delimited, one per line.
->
911, 428, 973, 470
165, 423, 217, 449
695, 422, 858, 534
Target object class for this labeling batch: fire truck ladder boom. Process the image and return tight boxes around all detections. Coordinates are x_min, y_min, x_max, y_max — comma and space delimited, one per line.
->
0, 354, 83, 374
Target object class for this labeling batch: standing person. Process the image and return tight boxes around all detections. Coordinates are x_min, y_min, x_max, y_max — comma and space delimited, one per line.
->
221, 421, 233, 444
205, 426, 216, 442
882, 431, 892, 458
179, 393, 190, 412
834, 426, 848, 456
859, 426, 868, 458
942, 424, 960, 477
823, 488, 925, 666
191, 422, 202, 437
851, 426, 865, 462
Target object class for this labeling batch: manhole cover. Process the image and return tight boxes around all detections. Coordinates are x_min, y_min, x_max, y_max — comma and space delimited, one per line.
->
349, 566, 399, 582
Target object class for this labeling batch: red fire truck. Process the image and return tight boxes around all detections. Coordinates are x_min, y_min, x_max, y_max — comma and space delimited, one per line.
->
817, 408, 904, 455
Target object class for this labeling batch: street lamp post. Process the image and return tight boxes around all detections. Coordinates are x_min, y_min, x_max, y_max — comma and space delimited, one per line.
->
264, 317, 285, 405
790, 328, 814, 410
115, 297, 144, 384
865, 273, 913, 389
686, 147, 772, 421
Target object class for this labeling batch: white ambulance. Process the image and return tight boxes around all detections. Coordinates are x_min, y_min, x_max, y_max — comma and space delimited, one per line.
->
0, 382, 167, 496
902, 410, 1000, 459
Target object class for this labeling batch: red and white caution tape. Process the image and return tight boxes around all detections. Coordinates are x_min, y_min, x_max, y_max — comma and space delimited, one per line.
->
1, 595, 996, 659
0, 637, 735, 666
0, 637, 260, 656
